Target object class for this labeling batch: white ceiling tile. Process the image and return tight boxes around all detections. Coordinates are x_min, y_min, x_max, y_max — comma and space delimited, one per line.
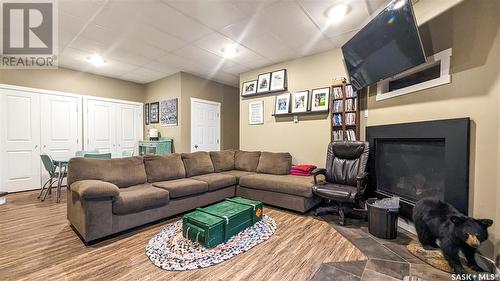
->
231, 0, 279, 16
129, 23, 187, 52
59, 0, 105, 22
297, 0, 385, 39
142, 61, 180, 75
59, 12, 87, 34
221, 63, 250, 75
139, 2, 213, 42
172, 45, 227, 69
162, 0, 248, 30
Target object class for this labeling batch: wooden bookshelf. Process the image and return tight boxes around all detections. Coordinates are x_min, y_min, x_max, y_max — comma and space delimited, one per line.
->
330, 83, 360, 142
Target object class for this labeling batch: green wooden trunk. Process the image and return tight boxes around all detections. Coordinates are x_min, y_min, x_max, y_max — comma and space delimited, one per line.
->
182, 197, 263, 248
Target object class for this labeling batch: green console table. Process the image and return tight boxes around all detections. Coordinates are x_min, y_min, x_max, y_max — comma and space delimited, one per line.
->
138, 139, 172, 156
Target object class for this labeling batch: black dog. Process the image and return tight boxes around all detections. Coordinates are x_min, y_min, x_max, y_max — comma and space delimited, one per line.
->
413, 198, 493, 274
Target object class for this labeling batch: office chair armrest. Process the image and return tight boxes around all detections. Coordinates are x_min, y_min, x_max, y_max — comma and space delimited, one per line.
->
356, 172, 368, 192
311, 168, 327, 185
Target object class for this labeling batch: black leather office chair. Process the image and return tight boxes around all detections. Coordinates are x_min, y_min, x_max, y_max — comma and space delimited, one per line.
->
312, 141, 369, 225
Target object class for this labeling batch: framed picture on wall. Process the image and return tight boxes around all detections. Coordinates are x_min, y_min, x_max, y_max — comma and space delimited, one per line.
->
160, 98, 178, 127
269, 69, 287, 92
257, 72, 271, 93
242, 80, 257, 96
291, 90, 309, 113
274, 93, 290, 115
311, 87, 330, 111
248, 100, 264, 125
144, 103, 150, 125
150, 102, 159, 123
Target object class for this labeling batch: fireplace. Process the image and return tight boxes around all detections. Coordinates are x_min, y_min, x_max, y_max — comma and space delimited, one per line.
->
366, 118, 470, 220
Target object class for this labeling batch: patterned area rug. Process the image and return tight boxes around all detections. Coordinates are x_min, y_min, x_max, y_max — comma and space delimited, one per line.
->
146, 215, 277, 271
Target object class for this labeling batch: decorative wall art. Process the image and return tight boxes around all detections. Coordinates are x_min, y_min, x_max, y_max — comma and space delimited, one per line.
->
160, 98, 178, 127
248, 100, 264, 125
269, 69, 287, 92
291, 91, 309, 113
257, 73, 271, 93
150, 102, 159, 123
274, 93, 290, 115
144, 103, 150, 125
242, 80, 257, 96
311, 87, 330, 111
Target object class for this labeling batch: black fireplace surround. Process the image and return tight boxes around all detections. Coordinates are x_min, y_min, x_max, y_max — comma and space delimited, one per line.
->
366, 118, 470, 220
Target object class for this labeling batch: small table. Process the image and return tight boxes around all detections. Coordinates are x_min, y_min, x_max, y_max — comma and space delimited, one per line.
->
52, 154, 125, 203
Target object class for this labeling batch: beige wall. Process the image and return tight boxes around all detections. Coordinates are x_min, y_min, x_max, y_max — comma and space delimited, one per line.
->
145, 72, 239, 153
239, 0, 499, 256
240, 49, 347, 166
0, 67, 145, 102
144, 73, 182, 151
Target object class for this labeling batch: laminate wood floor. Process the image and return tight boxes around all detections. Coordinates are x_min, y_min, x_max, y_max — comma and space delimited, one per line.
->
0, 190, 366, 281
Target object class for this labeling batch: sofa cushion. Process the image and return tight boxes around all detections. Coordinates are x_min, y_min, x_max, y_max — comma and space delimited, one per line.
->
191, 173, 237, 191
239, 174, 314, 198
234, 151, 261, 172
210, 150, 235, 172
152, 178, 208, 199
68, 156, 147, 188
181, 152, 215, 177
112, 184, 169, 215
256, 152, 292, 175
220, 170, 256, 183
143, 154, 185, 182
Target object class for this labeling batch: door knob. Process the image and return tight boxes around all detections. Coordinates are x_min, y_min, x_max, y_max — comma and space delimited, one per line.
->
194, 145, 198, 149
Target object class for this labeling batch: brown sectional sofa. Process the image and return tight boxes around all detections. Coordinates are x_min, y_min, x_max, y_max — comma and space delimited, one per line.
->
67, 150, 321, 243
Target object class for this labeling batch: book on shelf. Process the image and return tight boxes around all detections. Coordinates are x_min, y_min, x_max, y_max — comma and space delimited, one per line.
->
346, 129, 357, 141
346, 85, 357, 98
333, 130, 344, 141
333, 100, 343, 112
345, 113, 356, 125
345, 98, 357, 111
333, 113, 343, 126
333, 87, 343, 99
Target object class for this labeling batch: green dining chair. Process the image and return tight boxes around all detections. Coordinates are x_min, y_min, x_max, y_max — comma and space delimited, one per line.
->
84, 153, 112, 159
75, 150, 98, 157
122, 150, 134, 157
39, 154, 67, 201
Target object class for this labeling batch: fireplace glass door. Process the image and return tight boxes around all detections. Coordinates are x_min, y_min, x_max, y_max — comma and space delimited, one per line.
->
375, 139, 446, 203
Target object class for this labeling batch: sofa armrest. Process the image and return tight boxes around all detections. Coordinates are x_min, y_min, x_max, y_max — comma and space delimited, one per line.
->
311, 168, 327, 185
71, 180, 120, 200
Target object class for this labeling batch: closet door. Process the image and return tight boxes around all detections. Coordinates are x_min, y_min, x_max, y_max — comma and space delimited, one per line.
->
40, 94, 81, 183
116, 103, 141, 156
86, 99, 116, 153
0, 89, 41, 192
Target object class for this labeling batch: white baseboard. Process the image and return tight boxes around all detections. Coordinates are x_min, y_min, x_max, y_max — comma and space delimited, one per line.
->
398, 217, 416, 235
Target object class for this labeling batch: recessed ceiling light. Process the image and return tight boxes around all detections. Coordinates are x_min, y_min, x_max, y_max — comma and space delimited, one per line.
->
87, 54, 105, 67
325, 4, 350, 21
392, 0, 406, 10
221, 44, 239, 58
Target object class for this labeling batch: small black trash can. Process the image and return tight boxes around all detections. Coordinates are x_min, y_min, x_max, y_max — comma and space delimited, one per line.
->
366, 198, 399, 239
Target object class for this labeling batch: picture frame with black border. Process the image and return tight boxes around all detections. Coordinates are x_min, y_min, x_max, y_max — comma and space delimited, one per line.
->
150, 102, 159, 123
144, 103, 150, 125
274, 93, 291, 115
242, 80, 258, 96
257, 72, 271, 93
310, 87, 330, 112
269, 69, 287, 92
291, 90, 309, 113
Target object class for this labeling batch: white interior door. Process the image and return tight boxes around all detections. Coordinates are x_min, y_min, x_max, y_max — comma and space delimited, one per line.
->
40, 94, 81, 184
86, 99, 116, 153
116, 103, 141, 156
191, 98, 220, 152
0, 89, 41, 192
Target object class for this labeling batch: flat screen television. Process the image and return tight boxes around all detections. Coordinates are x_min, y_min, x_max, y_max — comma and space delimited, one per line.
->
342, 0, 426, 91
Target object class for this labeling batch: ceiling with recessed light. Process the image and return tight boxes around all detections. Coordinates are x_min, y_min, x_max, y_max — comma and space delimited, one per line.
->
58, 0, 390, 86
